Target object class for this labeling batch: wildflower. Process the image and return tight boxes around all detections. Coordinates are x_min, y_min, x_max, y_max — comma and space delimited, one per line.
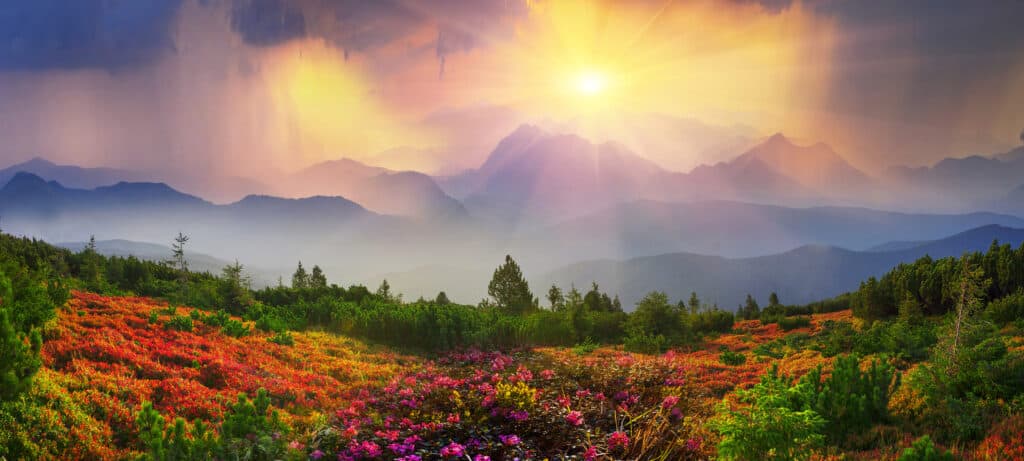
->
310, 449, 325, 460
566, 410, 584, 426
608, 432, 630, 452
440, 442, 465, 458
661, 395, 680, 410
583, 446, 598, 461
557, 395, 571, 408
508, 410, 529, 422
540, 369, 555, 379
685, 437, 703, 451
288, 440, 304, 450
499, 434, 521, 446
474, 455, 492, 461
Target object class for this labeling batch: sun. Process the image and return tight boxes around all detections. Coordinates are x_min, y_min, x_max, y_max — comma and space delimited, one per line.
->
574, 70, 608, 95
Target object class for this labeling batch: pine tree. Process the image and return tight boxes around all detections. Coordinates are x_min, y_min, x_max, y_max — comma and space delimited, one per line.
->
219, 261, 252, 315
739, 294, 760, 320
487, 255, 535, 314
309, 265, 327, 289
170, 232, 189, 301
547, 285, 564, 311
291, 261, 308, 289
376, 279, 392, 302
81, 235, 103, 288
769, 292, 780, 308
951, 256, 989, 363
688, 292, 701, 315
435, 291, 451, 305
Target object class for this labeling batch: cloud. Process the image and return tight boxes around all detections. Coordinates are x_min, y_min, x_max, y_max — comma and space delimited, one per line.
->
230, 0, 306, 46
0, 0, 183, 71
227, 0, 526, 70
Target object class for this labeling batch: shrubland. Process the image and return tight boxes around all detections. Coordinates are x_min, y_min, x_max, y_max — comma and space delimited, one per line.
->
0, 231, 1022, 459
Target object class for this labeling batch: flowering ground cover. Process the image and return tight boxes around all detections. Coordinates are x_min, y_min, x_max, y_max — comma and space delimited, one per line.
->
12, 292, 1021, 460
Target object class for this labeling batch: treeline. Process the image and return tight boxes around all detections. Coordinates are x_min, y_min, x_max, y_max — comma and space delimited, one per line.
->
0, 232, 746, 353
849, 240, 1024, 323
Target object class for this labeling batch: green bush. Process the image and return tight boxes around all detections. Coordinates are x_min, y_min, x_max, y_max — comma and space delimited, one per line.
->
624, 332, 668, 354
853, 320, 936, 363
254, 313, 286, 333
896, 435, 953, 461
164, 315, 193, 332
203, 310, 230, 327
987, 290, 1024, 325
812, 320, 857, 357
752, 339, 786, 359
799, 354, 898, 445
719, 350, 747, 366
268, 331, 294, 346
572, 338, 599, 356
148, 311, 160, 325
778, 316, 811, 331
690, 308, 735, 334
711, 366, 825, 460
218, 389, 290, 459
136, 401, 216, 461
221, 319, 251, 338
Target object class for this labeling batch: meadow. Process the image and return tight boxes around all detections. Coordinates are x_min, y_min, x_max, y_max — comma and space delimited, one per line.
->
2, 233, 1023, 460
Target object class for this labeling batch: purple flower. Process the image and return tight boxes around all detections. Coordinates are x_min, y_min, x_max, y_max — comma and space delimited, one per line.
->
310, 449, 325, 460
499, 434, 521, 446
661, 395, 680, 410
508, 410, 529, 422
440, 442, 465, 458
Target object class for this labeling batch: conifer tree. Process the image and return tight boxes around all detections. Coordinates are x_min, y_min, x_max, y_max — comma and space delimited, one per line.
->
291, 261, 308, 289
309, 265, 327, 289
376, 279, 392, 302
547, 285, 564, 311
487, 255, 535, 314
171, 232, 189, 301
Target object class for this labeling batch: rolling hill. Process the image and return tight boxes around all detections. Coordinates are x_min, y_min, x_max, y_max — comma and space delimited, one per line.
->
537, 224, 1024, 310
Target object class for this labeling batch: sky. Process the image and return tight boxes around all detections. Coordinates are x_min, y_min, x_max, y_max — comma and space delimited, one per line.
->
0, 0, 1022, 179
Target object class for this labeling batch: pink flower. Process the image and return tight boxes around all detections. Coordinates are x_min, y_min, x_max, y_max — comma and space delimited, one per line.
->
288, 440, 304, 450
566, 410, 584, 426
557, 395, 571, 408
608, 431, 630, 452
440, 442, 465, 458
474, 455, 492, 461
508, 410, 529, 422
661, 395, 680, 410
499, 434, 521, 446
685, 437, 703, 451
583, 446, 598, 461
310, 449, 325, 460
540, 369, 555, 379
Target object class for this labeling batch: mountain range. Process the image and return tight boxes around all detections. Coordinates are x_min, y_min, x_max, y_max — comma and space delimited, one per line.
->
3, 123, 1024, 305
440, 126, 875, 227
536, 224, 1024, 310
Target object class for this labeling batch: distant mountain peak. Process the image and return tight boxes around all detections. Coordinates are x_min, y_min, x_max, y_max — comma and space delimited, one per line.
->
19, 157, 58, 168
3, 171, 61, 192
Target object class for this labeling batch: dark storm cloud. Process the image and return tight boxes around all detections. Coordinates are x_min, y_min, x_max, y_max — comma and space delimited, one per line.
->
815, 1, 1024, 124
230, 0, 306, 46
228, 0, 526, 63
0, 0, 183, 71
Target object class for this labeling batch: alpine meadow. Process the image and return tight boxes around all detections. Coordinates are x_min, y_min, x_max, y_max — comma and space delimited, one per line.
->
1, 1, 1024, 460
